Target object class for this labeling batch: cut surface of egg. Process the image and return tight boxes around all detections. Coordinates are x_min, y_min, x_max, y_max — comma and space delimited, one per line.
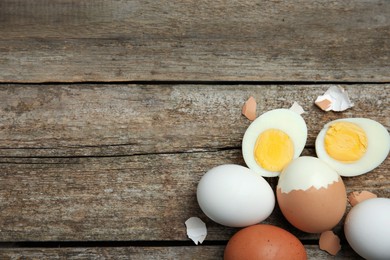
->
277, 156, 347, 233
242, 109, 307, 177
197, 164, 275, 227
316, 118, 390, 177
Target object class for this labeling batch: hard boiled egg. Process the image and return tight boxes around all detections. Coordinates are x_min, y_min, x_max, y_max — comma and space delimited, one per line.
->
224, 224, 307, 260
242, 109, 307, 177
315, 118, 390, 177
197, 164, 275, 227
344, 198, 390, 260
277, 156, 347, 233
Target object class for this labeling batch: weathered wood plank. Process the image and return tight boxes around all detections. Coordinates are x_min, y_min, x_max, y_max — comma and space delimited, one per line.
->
0, 245, 363, 260
0, 84, 388, 157
0, 84, 388, 247
0, 0, 389, 82
0, 149, 388, 242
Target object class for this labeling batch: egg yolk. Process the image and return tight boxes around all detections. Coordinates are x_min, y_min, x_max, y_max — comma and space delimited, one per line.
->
324, 122, 367, 163
254, 129, 294, 172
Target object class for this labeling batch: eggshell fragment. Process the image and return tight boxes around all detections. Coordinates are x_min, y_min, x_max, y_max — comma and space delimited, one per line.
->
242, 96, 257, 121
185, 217, 207, 245
314, 85, 353, 112
289, 101, 305, 115
348, 191, 377, 207
315, 99, 332, 111
319, 230, 341, 256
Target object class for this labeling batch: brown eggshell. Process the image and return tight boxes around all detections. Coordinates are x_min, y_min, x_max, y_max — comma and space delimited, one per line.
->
224, 224, 307, 260
315, 99, 332, 111
319, 230, 341, 256
242, 96, 257, 121
276, 177, 347, 233
348, 190, 377, 207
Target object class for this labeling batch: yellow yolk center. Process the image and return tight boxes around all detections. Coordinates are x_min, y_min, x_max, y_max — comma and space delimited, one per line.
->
324, 122, 368, 163
254, 129, 294, 172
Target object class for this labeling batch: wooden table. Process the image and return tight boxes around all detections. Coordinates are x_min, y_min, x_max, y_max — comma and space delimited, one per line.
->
0, 1, 389, 259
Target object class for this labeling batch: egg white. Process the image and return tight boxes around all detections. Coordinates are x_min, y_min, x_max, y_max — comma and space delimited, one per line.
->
315, 118, 390, 177
242, 109, 307, 177
277, 156, 340, 193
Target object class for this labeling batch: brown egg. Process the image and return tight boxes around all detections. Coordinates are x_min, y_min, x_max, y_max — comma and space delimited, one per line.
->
277, 157, 347, 233
224, 224, 307, 260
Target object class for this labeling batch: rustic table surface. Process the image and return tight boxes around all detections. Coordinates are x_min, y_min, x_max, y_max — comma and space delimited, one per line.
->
0, 1, 389, 259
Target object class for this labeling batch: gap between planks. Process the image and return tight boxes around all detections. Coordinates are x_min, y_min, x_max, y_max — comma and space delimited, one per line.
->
1, 81, 389, 86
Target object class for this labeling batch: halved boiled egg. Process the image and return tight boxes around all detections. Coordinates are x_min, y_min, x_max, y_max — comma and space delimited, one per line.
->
315, 118, 390, 177
242, 109, 307, 177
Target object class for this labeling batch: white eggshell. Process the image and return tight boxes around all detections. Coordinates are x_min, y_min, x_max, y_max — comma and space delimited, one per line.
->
197, 164, 275, 227
242, 109, 307, 177
315, 118, 390, 177
344, 198, 390, 260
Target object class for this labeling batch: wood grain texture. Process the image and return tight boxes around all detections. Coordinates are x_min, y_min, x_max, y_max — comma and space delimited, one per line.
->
0, 84, 388, 244
2, 1, 388, 258
0, 0, 389, 82
0, 84, 388, 157
0, 149, 388, 242
0, 245, 363, 260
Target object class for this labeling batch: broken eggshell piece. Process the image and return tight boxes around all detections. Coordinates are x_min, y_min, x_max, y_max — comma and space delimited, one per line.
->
348, 191, 377, 207
289, 101, 305, 115
242, 96, 257, 121
314, 85, 353, 112
185, 217, 207, 245
319, 230, 341, 256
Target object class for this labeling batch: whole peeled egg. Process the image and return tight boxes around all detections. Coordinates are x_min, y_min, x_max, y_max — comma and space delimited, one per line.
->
277, 156, 347, 233
315, 118, 390, 177
224, 224, 307, 260
197, 164, 275, 227
242, 109, 307, 177
344, 198, 390, 260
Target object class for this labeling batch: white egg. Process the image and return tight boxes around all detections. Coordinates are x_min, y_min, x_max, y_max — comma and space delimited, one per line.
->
196, 164, 275, 227
344, 198, 390, 260
315, 118, 390, 177
242, 109, 307, 177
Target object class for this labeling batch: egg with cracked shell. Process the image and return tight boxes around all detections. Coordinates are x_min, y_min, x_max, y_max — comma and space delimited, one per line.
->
315, 118, 390, 177
242, 108, 307, 177
277, 156, 347, 233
